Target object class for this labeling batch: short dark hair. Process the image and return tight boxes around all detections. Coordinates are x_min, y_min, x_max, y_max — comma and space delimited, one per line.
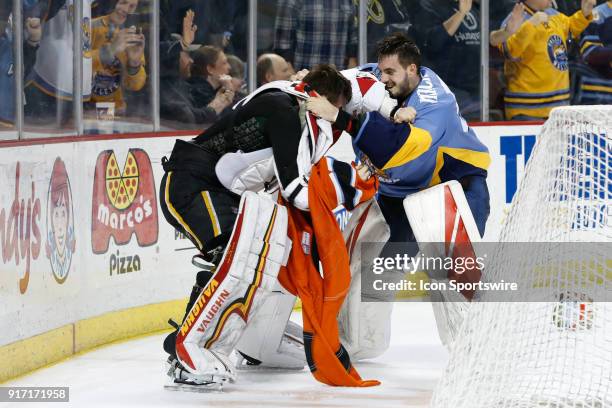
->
376, 32, 421, 69
256, 55, 273, 86
191, 45, 222, 78
303, 64, 352, 105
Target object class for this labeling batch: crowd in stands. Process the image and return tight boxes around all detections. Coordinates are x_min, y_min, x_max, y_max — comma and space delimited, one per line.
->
0, 0, 610, 133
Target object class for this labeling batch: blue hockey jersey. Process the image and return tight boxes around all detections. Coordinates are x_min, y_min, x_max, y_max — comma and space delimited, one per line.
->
353, 66, 490, 198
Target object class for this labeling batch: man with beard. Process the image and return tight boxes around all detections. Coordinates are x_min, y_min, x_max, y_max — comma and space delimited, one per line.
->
310, 33, 491, 246
305, 32, 491, 357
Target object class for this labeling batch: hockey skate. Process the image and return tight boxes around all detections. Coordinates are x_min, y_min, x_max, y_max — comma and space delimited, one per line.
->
164, 352, 235, 392
164, 253, 231, 392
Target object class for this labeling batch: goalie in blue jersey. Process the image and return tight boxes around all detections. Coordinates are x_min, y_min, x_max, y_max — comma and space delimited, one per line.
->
310, 32, 491, 246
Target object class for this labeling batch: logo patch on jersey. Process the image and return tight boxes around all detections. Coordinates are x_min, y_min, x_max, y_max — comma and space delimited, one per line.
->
460, 10, 478, 31
547, 35, 569, 71
7, 63, 13, 77
301, 232, 311, 255
93, 72, 121, 97
333, 205, 352, 232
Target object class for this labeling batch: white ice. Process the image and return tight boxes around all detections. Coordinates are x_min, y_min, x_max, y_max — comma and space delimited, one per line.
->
3, 303, 447, 408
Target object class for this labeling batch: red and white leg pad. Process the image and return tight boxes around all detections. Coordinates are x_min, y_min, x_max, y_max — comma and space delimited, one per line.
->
175, 191, 290, 383
403, 180, 482, 346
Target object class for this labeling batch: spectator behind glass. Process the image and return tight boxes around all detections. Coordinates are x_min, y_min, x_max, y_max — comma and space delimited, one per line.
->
0, 4, 13, 128
365, 0, 414, 61
490, 0, 596, 121
576, 0, 611, 104
1, 0, 42, 128
415, 0, 481, 120
256, 53, 292, 86
25, 0, 94, 126
160, 0, 247, 60
189, 45, 235, 118
227, 54, 247, 99
159, 10, 226, 128
90, 0, 146, 116
274, 0, 358, 71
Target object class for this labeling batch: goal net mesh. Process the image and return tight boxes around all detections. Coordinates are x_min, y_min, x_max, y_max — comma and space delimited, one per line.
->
430, 106, 612, 408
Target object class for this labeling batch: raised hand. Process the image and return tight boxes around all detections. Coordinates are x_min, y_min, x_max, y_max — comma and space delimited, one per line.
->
581, 0, 596, 18
182, 9, 197, 48
111, 27, 142, 56
459, 0, 473, 15
506, 3, 525, 34
25, 17, 42, 44
125, 27, 145, 67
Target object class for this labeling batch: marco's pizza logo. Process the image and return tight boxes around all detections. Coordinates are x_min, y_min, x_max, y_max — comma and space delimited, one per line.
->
91, 148, 158, 254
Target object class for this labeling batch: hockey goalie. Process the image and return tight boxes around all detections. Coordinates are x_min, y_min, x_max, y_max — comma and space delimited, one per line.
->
159, 64, 395, 390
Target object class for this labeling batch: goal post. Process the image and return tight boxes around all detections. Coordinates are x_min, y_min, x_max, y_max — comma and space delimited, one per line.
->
431, 106, 612, 408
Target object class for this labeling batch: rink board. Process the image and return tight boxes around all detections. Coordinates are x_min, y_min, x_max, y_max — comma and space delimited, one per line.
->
0, 123, 542, 382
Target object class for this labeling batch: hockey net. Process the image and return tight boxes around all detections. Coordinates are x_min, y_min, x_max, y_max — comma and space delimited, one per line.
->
431, 106, 612, 408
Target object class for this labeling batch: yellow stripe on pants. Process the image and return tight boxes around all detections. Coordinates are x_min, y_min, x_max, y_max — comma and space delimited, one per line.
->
164, 172, 203, 250
201, 191, 221, 237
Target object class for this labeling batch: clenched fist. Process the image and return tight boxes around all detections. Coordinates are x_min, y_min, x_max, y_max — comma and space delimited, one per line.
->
393, 106, 417, 124
355, 162, 372, 181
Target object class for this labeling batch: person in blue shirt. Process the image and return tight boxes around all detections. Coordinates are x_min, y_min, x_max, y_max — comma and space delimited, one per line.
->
0, 0, 42, 127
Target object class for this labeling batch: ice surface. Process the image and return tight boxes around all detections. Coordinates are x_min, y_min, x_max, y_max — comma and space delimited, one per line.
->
3, 303, 446, 408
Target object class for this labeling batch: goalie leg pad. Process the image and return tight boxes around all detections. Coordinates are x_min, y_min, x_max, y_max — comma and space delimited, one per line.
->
235, 288, 305, 370
402, 180, 483, 346
339, 200, 394, 360
175, 191, 290, 380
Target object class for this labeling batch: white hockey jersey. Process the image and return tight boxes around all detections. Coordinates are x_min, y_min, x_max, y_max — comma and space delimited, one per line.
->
30, 0, 92, 99
219, 74, 393, 210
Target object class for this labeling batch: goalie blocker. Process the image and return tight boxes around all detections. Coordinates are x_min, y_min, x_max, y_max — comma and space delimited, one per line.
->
171, 192, 292, 387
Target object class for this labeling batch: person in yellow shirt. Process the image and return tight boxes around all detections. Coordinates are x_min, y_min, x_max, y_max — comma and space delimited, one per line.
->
490, 0, 596, 120
90, 0, 146, 114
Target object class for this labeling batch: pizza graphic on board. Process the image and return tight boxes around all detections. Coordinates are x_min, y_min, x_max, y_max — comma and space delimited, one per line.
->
105, 151, 139, 210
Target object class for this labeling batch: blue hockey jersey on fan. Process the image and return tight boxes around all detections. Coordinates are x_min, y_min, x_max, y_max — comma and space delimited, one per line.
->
353, 66, 490, 198
0, 24, 14, 126
578, 1, 612, 104
1, 0, 44, 126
